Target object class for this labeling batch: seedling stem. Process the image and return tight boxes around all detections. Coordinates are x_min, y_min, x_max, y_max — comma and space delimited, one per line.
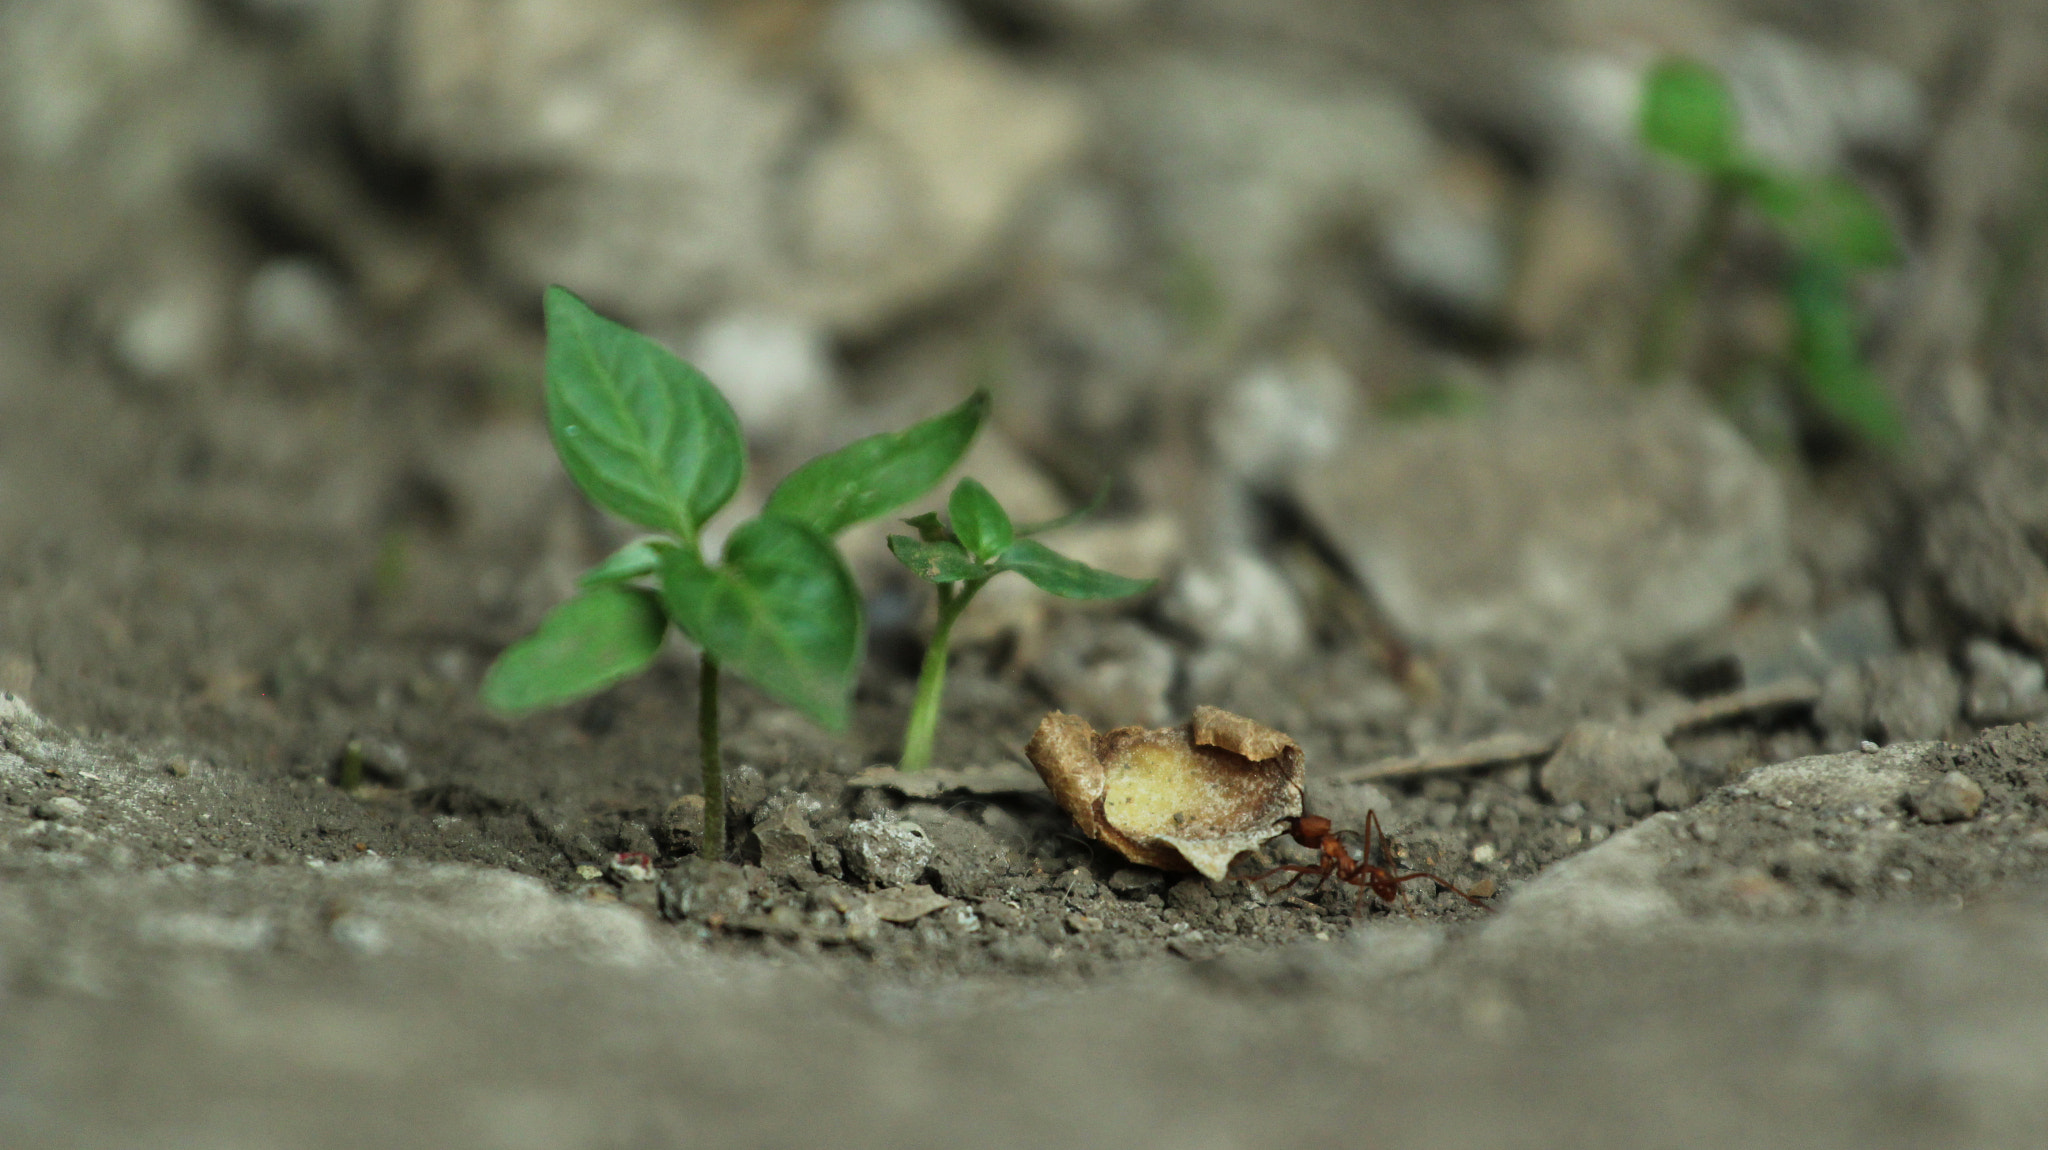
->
898, 578, 986, 774
699, 652, 724, 860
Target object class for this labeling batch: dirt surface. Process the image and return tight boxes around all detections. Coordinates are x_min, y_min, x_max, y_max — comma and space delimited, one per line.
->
10, 1, 2048, 1146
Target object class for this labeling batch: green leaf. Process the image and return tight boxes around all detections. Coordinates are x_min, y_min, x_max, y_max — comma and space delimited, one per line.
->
1741, 170, 1901, 269
902, 512, 951, 544
480, 585, 668, 714
993, 539, 1155, 601
1015, 482, 1110, 537
947, 478, 1013, 561
764, 391, 989, 537
577, 538, 671, 589
1641, 58, 1740, 172
659, 517, 863, 730
888, 535, 983, 584
543, 286, 744, 538
1788, 258, 1906, 448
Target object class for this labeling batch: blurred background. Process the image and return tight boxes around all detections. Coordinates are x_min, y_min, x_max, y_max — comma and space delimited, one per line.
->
3, 0, 2048, 780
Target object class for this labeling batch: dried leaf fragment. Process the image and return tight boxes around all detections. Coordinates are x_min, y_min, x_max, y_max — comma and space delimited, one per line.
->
1024, 707, 1304, 880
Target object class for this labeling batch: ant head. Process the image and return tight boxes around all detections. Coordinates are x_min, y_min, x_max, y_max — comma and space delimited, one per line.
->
1292, 815, 1333, 845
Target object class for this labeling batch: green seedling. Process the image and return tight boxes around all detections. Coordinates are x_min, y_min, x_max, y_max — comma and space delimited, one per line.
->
1637, 57, 1906, 448
480, 286, 986, 859
887, 478, 1154, 773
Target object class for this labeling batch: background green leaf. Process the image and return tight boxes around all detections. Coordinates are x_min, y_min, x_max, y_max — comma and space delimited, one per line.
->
543, 286, 745, 538
947, 478, 1013, 561
763, 391, 989, 537
659, 517, 863, 730
993, 539, 1155, 600
888, 535, 982, 584
1788, 258, 1906, 448
1741, 171, 1901, 269
1641, 58, 1740, 172
479, 585, 668, 714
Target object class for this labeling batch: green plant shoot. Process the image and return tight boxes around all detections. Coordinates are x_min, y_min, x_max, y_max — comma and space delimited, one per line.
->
1636, 57, 1906, 448
480, 286, 987, 859
887, 479, 1154, 772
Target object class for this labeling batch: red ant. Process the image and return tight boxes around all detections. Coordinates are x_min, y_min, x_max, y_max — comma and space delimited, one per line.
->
1240, 812, 1493, 916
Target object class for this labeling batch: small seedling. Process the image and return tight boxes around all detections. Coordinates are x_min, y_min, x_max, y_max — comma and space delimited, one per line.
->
888, 479, 1154, 772
1637, 57, 1906, 447
480, 286, 986, 859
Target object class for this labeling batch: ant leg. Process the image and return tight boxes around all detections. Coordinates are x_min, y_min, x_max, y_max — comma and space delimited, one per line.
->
1238, 864, 1326, 898
1390, 871, 1494, 911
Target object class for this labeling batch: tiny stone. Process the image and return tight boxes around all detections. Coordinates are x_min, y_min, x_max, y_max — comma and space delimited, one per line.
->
575, 864, 604, 881
165, 760, 192, 778
843, 818, 934, 888
752, 801, 818, 881
1470, 842, 1497, 865
1909, 771, 1985, 824
1861, 740, 1881, 754
1066, 912, 1105, 934
1465, 877, 1498, 899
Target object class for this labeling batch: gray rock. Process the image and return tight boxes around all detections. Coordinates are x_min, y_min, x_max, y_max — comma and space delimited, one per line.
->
1379, 154, 1514, 323
1964, 639, 2048, 724
842, 818, 934, 888
1540, 723, 1682, 806
1817, 653, 1962, 750
919, 815, 1011, 900
1103, 51, 1430, 329
32, 796, 87, 822
377, 0, 1083, 335
658, 859, 750, 922
1207, 354, 1355, 483
751, 802, 817, 881
1922, 502, 2048, 653
1161, 550, 1308, 663
1703, 593, 1898, 689
1296, 377, 1787, 661
1909, 770, 1986, 824
865, 883, 954, 924
1032, 618, 1178, 729
685, 311, 836, 443
724, 765, 769, 824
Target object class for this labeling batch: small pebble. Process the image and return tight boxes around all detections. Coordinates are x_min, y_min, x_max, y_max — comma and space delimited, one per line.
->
1861, 740, 1881, 754
1066, 912, 1105, 934
1470, 842, 1498, 864
1909, 771, 1985, 824
608, 851, 657, 883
